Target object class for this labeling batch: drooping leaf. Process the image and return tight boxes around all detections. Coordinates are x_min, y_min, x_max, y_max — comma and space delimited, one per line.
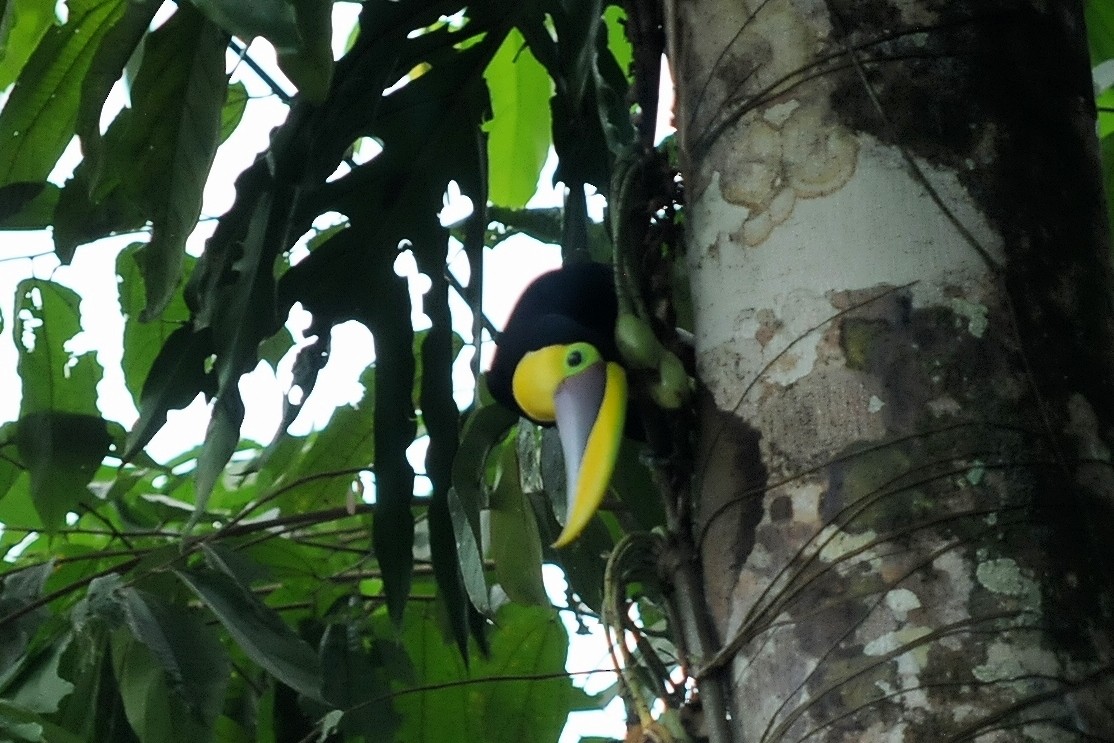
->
219, 82, 249, 143
4, 636, 75, 715
392, 603, 582, 743
174, 567, 324, 703
192, 393, 244, 526
0, 181, 58, 229
276, 0, 334, 102
273, 364, 375, 513
74, 0, 162, 180
452, 398, 517, 518
117, 588, 230, 726
320, 622, 401, 741
0, 0, 126, 187
0, 561, 54, 690
128, 5, 228, 319
0, 0, 58, 89
124, 325, 214, 461
118, 244, 196, 407
484, 28, 552, 208
16, 412, 110, 531
447, 487, 490, 615
489, 440, 547, 606
110, 631, 213, 743
367, 266, 417, 625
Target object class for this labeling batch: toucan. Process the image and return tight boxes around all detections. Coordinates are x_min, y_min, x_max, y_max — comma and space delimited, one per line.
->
488, 262, 627, 548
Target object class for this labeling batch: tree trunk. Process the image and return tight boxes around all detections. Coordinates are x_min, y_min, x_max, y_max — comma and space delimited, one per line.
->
670, 0, 1114, 739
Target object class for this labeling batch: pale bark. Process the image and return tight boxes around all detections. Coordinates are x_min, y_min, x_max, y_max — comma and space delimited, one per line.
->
671, 0, 1114, 739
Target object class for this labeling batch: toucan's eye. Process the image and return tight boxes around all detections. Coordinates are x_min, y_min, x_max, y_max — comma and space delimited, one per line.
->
562, 342, 601, 375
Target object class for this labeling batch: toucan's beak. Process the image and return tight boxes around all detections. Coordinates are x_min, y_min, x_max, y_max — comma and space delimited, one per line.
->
512, 344, 627, 547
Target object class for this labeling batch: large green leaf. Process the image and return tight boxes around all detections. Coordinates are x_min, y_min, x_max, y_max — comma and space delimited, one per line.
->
189, 0, 299, 50
1088, 0, 1114, 65
4, 637, 75, 715
110, 631, 213, 743
118, 244, 196, 407
274, 365, 376, 514
0, 0, 58, 89
0, 0, 126, 186
16, 412, 110, 530
118, 588, 230, 727
174, 567, 324, 703
74, 0, 162, 179
276, 0, 334, 102
484, 28, 553, 208
14, 279, 102, 417
0, 561, 54, 691
0, 181, 58, 229
320, 622, 401, 740
392, 603, 583, 743
123, 325, 214, 461
131, 5, 227, 319
490, 440, 547, 606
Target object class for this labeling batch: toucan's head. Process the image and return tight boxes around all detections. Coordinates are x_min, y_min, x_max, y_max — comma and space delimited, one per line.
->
488, 263, 626, 547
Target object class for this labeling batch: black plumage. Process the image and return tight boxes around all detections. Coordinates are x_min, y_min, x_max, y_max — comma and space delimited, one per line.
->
488, 262, 618, 421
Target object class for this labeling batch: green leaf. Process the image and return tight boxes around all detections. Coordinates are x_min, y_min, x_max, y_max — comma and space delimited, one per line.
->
15, 412, 110, 531
489, 440, 547, 606
0, 0, 127, 187
1088, 0, 1114, 65
366, 268, 417, 625
127, 5, 228, 320
118, 588, 230, 726
174, 567, 324, 702
219, 82, 249, 143
110, 630, 212, 743
257, 326, 294, 371
448, 487, 490, 615
276, 0, 334, 102
118, 244, 196, 407
0, 561, 54, 690
75, 0, 162, 182
0, 181, 58, 229
602, 6, 632, 81
124, 325, 213, 461
452, 398, 517, 518
5, 636, 75, 715
275, 365, 375, 514
484, 28, 553, 208
0, 699, 44, 742
320, 622, 401, 740
0, 0, 58, 89
393, 603, 578, 743
192, 393, 244, 526
14, 279, 102, 417
476, 604, 585, 743
189, 0, 299, 50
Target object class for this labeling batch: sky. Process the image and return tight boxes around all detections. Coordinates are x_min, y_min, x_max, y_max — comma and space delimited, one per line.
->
0, 4, 625, 740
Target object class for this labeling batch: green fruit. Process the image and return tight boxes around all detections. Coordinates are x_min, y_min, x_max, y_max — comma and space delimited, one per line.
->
650, 352, 690, 409
615, 313, 663, 370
